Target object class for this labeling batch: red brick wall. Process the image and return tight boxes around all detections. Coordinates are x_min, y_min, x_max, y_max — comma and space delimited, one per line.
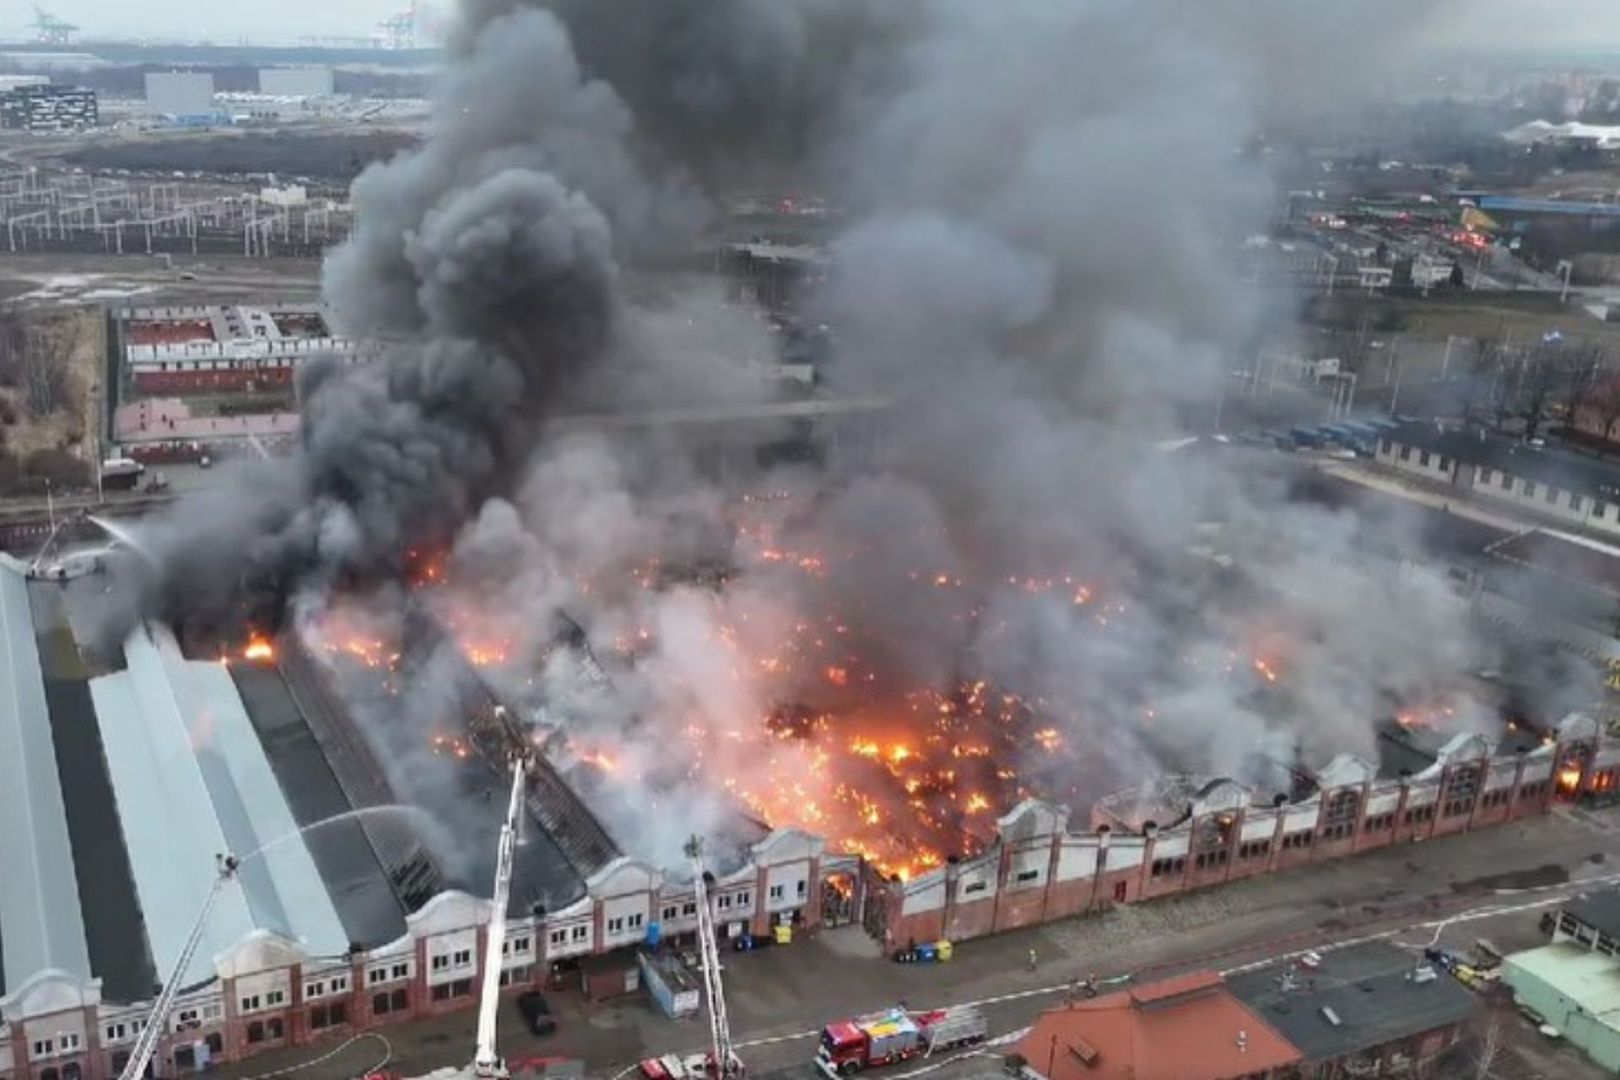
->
1041, 877, 1094, 922
132, 368, 293, 396
993, 883, 1049, 933
1092, 865, 1143, 906
942, 893, 997, 941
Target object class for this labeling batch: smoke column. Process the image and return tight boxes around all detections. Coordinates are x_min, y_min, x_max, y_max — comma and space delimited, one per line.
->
107, 0, 1557, 872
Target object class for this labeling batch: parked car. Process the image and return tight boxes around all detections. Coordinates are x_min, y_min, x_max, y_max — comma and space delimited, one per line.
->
517, 991, 557, 1037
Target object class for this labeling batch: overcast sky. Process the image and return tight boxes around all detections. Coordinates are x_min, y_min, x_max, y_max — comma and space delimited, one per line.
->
8, 1, 1620, 54
7, 1, 410, 44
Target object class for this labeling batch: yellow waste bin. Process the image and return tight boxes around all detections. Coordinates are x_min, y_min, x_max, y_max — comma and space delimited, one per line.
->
774, 924, 793, 945
936, 939, 954, 962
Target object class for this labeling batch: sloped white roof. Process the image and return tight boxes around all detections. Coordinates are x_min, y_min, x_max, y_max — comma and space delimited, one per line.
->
92, 624, 346, 985
0, 557, 92, 996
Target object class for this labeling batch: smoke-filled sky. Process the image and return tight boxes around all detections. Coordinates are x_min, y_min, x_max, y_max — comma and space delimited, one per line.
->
105, 0, 1600, 873
22, 0, 1620, 54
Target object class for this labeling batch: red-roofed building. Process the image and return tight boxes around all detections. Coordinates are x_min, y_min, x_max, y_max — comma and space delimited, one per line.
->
1012, 971, 1300, 1080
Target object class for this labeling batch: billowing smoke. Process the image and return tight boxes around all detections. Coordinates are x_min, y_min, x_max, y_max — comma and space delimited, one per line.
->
104, 3, 755, 643
106, 0, 1561, 874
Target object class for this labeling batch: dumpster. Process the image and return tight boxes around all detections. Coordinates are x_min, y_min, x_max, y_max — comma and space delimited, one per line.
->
916, 942, 937, 963
936, 940, 954, 962
774, 924, 793, 945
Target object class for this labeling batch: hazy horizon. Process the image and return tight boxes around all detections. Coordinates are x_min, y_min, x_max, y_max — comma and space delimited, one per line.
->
4, 0, 1620, 55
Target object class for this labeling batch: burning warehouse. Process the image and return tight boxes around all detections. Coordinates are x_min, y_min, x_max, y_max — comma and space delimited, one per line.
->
31, 0, 1620, 1074
0, 549, 833, 1078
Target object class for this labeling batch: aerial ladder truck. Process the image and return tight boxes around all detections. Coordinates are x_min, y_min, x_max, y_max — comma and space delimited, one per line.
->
471, 758, 529, 1080
114, 753, 538, 1080
116, 855, 241, 1080
402, 755, 532, 1080
637, 838, 746, 1080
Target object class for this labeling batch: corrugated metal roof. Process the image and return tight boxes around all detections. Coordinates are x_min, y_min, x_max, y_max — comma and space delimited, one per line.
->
0, 557, 92, 995
91, 625, 258, 985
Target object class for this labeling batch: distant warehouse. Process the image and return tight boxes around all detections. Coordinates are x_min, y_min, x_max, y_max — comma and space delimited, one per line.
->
0, 85, 96, 131
258, 67, 333, 98
144, 71, 216, 119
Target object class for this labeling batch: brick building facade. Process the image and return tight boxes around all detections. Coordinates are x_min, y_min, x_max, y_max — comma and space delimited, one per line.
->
0, 832, 823, 1080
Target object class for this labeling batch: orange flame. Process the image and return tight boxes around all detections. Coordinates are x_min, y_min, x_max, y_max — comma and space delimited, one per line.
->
243, 635, 275, 662
1559, 767, 1583, 794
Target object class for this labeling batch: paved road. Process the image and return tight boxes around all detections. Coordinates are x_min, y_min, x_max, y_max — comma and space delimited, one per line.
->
207, 803, 1620, 1080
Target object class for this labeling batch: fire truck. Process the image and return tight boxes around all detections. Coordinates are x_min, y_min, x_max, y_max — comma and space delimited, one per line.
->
815, 1006, 987, 1075
637, 1054, 722, 1080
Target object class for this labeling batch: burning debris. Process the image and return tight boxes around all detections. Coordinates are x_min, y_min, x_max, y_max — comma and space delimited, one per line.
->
96, 0, 1598, 879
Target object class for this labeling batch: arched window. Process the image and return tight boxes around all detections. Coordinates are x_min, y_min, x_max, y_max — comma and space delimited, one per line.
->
42, 1067, 60, 1080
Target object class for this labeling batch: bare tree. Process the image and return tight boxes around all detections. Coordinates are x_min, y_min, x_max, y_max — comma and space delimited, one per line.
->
1589, 376, 1620, 445
1522, 346, 1562, 440
1472, 1012, 1503, 1079
1558, 340, 1610, 428
1475, 335, 1519, 431
19, 317, 74, 420
1454, 336, 1497, 425
0, 300, 24, 389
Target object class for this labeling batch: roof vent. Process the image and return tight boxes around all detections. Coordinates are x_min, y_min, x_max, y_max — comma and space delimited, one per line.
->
1321, 1006, 1342, 1026
1236, 1029, 1248, 1052
1067, 1036, 1101, 1066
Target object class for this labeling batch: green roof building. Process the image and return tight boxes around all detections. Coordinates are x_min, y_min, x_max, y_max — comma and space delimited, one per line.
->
1504, 942, 1620, 1072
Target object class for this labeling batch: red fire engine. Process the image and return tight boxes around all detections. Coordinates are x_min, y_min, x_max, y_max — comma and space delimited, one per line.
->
816, 1006, 987, 1075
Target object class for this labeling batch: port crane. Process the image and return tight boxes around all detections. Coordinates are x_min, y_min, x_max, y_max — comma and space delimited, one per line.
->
31, 5, 78, 45
117, 855, 241, 1080
377, 1, 417, 50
